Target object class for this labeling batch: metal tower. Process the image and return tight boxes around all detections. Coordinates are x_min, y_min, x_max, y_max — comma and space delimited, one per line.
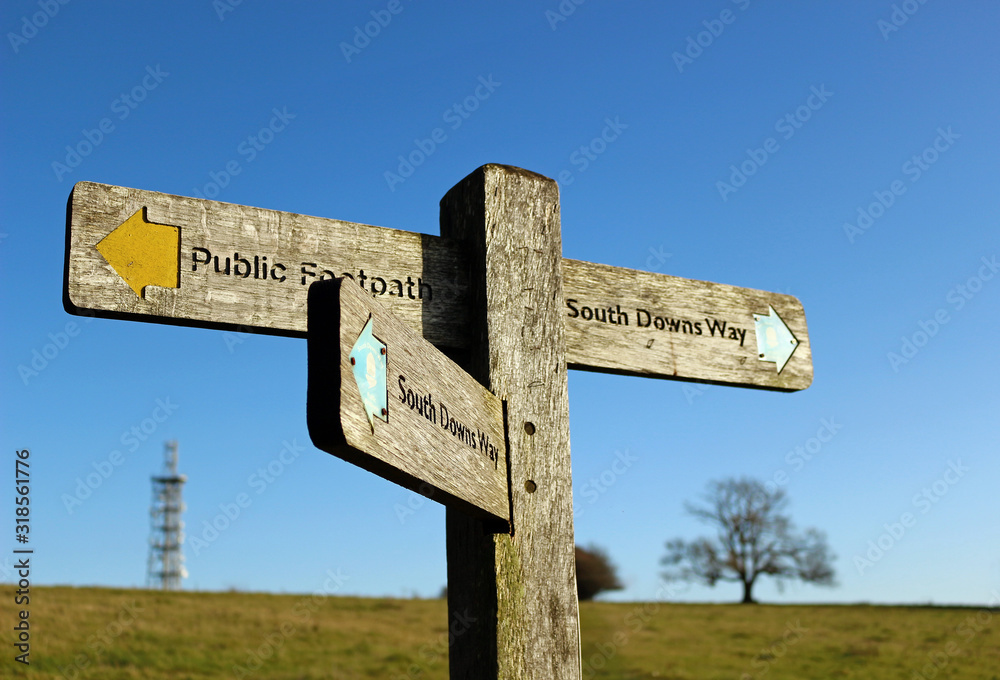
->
146, 440, 187, 590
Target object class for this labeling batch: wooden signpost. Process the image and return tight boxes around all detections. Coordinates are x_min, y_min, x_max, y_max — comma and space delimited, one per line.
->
562, 260, 810, 390
66, 181, 811, 390
65, 181, 468, 347
64, 165, 814, 679
307, 277, 508, 526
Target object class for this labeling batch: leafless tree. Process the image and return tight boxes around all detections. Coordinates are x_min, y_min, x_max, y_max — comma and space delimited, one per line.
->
661, 477, 835, 603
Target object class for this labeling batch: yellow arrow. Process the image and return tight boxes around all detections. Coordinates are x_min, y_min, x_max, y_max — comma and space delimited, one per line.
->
95, 207, 180, 299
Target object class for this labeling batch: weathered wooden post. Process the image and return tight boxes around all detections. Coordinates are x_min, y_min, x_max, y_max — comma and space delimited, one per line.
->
440, 165, 582, 679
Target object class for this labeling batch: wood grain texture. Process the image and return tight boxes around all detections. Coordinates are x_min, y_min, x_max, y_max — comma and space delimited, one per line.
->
65, 181, 468, 348
562, 259, 813, 391
307, 278, 508, 524
441, 165, 582, 679
65, 181, 812, 390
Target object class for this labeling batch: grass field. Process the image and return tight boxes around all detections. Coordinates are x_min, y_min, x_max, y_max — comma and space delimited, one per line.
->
3, 585, 998, 679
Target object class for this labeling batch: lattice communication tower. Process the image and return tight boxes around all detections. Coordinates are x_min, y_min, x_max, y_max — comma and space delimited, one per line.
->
146, 440, 187, 589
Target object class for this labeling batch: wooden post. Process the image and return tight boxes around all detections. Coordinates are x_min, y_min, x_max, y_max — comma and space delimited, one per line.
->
440, 165, 582, 678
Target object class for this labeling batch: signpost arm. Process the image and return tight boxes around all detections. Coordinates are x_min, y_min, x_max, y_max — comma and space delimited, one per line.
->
440, 165, 582, 679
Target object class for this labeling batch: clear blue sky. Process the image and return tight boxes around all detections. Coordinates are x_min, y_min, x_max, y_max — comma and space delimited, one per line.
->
2, 1, 998, 606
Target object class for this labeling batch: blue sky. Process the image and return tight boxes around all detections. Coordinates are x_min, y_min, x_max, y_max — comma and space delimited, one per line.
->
2, 1, 998, 607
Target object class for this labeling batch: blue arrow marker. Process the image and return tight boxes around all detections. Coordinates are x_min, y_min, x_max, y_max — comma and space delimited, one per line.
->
349, 315, 388, 430
753, 306, 799, 374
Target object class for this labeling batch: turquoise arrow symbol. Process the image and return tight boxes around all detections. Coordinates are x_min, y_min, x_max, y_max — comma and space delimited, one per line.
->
753, 306, 798, 373
349, 315, 388, 430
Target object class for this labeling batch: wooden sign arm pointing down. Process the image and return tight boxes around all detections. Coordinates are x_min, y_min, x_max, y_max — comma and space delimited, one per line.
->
306, 276, 509, 527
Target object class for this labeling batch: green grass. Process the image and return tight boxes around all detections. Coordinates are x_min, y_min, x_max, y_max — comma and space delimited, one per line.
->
3, 586, 998, 679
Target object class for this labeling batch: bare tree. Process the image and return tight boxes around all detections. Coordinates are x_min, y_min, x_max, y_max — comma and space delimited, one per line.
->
576, 544, 624, 601
661, 477, 835, 604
